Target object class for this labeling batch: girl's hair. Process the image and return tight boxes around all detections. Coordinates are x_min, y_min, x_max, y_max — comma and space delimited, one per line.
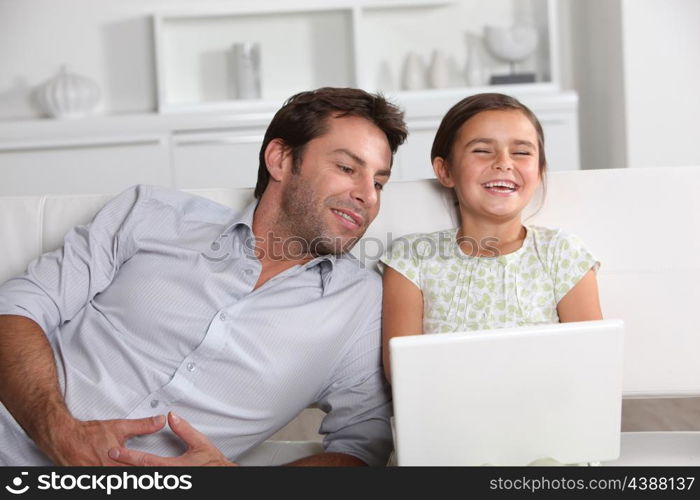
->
430, 93, 547, 179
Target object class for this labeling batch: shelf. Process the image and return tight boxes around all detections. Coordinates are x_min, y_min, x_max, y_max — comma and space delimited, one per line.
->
154, 7, 355, 111
0, 89, 580, 195
152, 0, 559, 114
361, 0, 555, 92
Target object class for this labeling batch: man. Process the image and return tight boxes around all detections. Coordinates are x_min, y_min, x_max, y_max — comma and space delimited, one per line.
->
0, 87, 407, 466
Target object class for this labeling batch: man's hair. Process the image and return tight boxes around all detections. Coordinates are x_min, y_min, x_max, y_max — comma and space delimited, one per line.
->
254, 87, 408, 199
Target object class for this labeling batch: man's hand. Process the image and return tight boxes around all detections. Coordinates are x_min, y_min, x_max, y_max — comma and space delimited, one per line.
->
47, 415, 165, 466
108, 412, 237, 466
43, 415, 166, 466
1, 316, 168, 466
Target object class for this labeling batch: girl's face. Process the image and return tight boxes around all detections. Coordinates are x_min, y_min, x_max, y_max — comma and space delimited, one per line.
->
433, 109, 541, 223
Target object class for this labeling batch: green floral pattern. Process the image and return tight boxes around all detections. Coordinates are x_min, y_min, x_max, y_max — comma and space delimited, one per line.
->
379, 226, 599, 333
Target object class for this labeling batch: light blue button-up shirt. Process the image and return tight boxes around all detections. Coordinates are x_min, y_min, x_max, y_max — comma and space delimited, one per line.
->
0, 185, 392, 466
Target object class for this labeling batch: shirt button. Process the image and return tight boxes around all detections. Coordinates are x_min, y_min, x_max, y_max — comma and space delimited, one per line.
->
187, 362, 196, 372
244, 269, 253, 276
150, 399, 159, 408
219, 312, 227, 321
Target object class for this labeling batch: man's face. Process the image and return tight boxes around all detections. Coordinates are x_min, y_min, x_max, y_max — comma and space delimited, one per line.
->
278, 114, 392, 256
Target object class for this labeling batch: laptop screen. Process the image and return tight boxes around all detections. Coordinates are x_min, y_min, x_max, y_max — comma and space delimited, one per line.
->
389, 319, 624, 466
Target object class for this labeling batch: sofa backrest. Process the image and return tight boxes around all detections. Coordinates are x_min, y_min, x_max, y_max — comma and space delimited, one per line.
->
526, 167, 699, 398
1, 166, 698, 398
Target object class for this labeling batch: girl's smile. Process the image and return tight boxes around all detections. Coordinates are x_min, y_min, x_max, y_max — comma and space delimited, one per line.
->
481, 178, 521, 196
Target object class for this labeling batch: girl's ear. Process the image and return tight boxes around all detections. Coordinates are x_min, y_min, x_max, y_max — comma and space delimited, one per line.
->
432, 156, 455, 188
264, 138, 293, 182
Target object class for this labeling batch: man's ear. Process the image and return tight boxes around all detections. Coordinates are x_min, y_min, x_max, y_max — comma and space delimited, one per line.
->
432, 156, 455, 188
264, 138, 293, 182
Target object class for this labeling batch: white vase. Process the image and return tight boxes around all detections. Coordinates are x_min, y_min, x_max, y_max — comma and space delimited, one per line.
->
428, 49, 449, 89
402, 52, 426, 91
37, 66, 101, 119
376, 60, 394, 92
231, 42, 261, 100
464, 33, 489, 87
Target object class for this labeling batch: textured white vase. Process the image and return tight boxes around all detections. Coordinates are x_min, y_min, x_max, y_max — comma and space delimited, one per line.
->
401, 52, 426, 91
428, 50, 449, 89
38, 66, 101, 119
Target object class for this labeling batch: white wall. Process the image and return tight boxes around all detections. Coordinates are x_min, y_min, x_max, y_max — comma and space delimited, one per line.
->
0, 0, 529, 120
3, 0, 700, 171
621, 0, 700, 169
566, 0, 627, 170
566, 0, 700, 170
0, 0, 303, 119
0, 0, 161, 118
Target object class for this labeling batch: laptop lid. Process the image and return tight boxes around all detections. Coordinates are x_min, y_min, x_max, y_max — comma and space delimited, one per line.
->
389, 319, 625, 466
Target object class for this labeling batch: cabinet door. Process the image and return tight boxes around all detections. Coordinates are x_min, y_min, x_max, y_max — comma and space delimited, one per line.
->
171, 131, 263, 189
538, 111, 581, 171
0, 136, 171, 195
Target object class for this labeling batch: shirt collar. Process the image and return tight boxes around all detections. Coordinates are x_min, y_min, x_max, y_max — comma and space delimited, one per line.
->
303, 255, 339, 296
219, 201, 344, 294
221, 200, 258, 240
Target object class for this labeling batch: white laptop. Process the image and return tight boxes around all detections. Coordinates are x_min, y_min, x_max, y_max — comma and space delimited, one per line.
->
389, 319, 625, 466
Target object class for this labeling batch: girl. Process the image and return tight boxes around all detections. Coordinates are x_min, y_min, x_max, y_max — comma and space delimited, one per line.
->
380, 93, 602, 382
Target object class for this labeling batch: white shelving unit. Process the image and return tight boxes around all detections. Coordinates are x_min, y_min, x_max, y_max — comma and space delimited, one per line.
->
153, 4, 357, 113
0, 0, 579, 196
152, 0, 560, 113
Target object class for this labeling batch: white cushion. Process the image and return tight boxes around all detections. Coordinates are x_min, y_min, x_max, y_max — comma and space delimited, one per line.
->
42, 194, 113, 253
528, 167, 700, 397
0, 197, 43, 282
2, 168, 700, 397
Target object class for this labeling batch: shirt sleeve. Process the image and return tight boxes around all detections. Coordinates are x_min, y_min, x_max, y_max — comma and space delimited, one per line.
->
314, 280, 393, 466
377, 233, 422, 289
547, 230, 600, 304
0, 185, 147, 334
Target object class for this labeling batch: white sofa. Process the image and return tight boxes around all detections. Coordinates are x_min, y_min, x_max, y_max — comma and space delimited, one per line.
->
1, 166, 699, 465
